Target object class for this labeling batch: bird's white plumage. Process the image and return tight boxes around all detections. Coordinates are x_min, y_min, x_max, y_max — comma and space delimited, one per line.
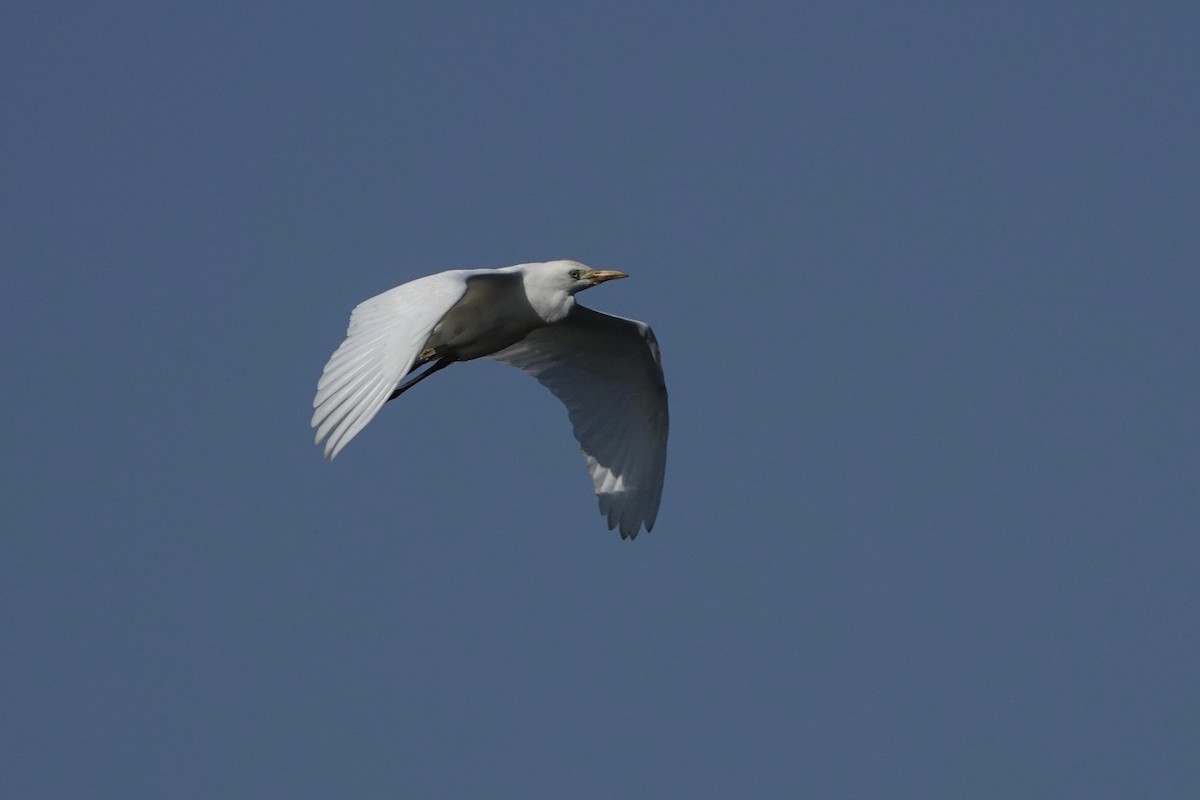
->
490, 307, 668, 538
311, 260, 668, 538
312, 271, 470, 458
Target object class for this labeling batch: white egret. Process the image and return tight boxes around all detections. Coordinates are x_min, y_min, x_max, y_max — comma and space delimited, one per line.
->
312, 260, 668, 539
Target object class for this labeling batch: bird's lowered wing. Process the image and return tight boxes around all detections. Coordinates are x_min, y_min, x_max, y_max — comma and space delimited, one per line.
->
312, 272, 468, 458
491, 306, 669, 538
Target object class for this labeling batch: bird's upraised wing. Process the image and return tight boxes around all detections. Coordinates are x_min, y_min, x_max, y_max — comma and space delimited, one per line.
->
312, 272, 468, 458
491, 306, 669, 538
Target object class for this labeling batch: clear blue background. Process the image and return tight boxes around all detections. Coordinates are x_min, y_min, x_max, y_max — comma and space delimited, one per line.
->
4, 2, 1197, 797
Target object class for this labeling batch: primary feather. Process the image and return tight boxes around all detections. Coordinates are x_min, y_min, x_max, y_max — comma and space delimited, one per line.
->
312, 271, 471, 458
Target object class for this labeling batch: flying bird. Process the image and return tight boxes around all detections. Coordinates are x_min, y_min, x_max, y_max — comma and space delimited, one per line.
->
312, 260, 668, 538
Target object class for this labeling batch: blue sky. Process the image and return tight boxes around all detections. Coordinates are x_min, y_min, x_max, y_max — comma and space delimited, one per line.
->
3, 2, 1198, 797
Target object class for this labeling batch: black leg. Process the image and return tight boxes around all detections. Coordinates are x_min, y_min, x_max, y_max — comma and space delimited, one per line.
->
387, 357, 454, 402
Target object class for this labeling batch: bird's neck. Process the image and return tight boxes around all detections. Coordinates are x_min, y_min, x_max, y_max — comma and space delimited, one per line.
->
526, 288, 575, 325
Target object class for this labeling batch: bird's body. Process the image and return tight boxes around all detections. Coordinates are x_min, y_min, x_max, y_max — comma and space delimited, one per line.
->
312, 260, 668, 538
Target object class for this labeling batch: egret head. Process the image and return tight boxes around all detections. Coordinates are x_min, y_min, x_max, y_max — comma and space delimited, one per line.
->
547, 260, 628, 294
519, 260, 628, 323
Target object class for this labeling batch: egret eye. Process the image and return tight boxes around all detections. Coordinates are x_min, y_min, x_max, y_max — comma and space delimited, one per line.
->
569, 269, 582, 280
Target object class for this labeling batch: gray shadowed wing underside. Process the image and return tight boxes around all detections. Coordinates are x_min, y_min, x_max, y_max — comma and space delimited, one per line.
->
490, 305, 669, 539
